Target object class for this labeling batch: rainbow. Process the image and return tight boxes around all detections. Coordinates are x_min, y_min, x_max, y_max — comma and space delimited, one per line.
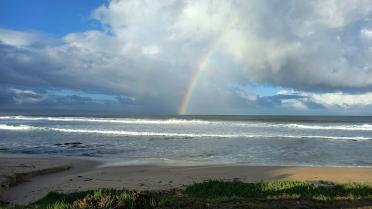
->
178, 23, 230, 115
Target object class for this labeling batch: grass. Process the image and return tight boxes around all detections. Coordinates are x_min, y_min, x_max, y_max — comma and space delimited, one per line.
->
185, 180, 372, 200
1, 180, 372, 209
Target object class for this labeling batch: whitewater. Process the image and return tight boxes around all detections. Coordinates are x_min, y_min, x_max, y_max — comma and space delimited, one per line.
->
0, 115, 371, 167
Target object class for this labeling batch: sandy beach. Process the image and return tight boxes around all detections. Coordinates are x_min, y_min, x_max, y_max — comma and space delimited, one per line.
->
1, 155, 372, 205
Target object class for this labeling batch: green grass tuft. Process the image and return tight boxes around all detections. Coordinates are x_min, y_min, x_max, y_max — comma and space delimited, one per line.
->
185, 180, 372, 200
1, 180, 372, 208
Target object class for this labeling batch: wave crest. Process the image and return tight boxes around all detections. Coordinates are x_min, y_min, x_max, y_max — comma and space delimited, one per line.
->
0, 124, 34, 131
0, 116, 214, 125
0, 123, 370, 141
287, 124, 372, 131
1, 116, 372, 131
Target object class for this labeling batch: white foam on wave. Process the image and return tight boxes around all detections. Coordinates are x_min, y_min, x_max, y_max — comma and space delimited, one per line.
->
0, 124, 34, 131
49, 127, 253, 138
1, 115, 372, 132
233, 122, 372, 131
0, 115, 216, 125
286, 123, 372, 131
0, 123, 370, 141
220, 122, 372, 131
282, 135, 371, 141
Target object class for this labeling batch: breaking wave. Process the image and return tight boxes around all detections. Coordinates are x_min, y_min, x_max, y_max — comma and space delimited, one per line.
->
0, 124, 34, 131
1, 116, 372, 131
0, 124, 370, 141
0, 116, 215, 125
287, 124, 372, 131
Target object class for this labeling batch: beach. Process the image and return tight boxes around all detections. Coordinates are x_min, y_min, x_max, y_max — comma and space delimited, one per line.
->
1, 155, 372, 205
1, 115, 372, 206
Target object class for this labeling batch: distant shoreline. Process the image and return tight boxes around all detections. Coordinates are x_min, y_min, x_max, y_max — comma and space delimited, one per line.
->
2, 154, 372, 205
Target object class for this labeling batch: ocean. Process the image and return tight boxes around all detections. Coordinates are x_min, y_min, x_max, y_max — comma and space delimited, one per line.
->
0, 115, 371, 167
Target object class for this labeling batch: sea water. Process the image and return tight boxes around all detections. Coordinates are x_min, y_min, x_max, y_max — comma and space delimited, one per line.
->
0, 115, 371, 167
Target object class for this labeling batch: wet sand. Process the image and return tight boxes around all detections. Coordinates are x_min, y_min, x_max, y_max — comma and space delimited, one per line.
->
1, 155, 372, 205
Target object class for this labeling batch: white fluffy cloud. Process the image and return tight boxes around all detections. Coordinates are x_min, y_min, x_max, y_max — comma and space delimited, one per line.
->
308, 92, 372, 107
281, 99, 308, 110
1, 0, 372, 114
0, 29, 42, 47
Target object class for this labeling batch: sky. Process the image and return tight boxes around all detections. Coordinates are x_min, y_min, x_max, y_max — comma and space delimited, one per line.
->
1, 0, 372, 115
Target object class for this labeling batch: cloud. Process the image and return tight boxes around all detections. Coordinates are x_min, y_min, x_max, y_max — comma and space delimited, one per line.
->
305, 92, 372, 108
281, 99, 308, 110
0, 29, 43, 47
77, 0, 372, 94
0, 87, 96, 106
1, 0, 372, 114
361, 28, 372, 40
11, 89, 47, 104
236, 88, 372, 114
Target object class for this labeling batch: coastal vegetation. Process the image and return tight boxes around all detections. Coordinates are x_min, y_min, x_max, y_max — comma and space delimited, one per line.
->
1, 180, 372, 209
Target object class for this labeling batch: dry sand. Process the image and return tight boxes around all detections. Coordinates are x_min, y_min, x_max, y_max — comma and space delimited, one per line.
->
1, 155, 372, 205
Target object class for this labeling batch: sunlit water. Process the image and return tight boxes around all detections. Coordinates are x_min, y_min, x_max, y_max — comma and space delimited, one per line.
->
0, 115, 372, 167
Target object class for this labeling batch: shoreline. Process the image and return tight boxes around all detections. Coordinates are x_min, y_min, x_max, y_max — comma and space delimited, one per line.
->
2, 155, 372, 205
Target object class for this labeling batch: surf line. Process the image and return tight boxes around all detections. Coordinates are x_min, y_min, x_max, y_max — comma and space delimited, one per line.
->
178, 23, 230, 115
